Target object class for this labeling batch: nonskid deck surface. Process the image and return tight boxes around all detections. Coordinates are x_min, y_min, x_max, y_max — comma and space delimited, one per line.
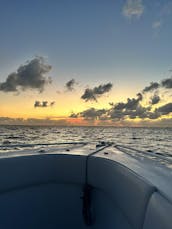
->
0, 141, 96, 158
0, 142, 171, 229
0, 141, 172, 172
0, 140, 171, 160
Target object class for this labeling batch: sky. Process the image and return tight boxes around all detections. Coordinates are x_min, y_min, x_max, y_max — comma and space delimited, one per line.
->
0, 0, 172, 126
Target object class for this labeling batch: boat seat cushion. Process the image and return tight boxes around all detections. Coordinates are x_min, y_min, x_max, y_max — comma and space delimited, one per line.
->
0, 154, 86, 192
143, 192, 172, 229
88, 157, 156, 229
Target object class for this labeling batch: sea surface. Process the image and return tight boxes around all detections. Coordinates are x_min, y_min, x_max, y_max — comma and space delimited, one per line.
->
0, 126, 171, 156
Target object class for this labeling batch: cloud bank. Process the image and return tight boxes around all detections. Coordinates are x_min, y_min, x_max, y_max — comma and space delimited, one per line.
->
70, 76, 172, 125
0, 57, 52, 93
0, 117, 68, 126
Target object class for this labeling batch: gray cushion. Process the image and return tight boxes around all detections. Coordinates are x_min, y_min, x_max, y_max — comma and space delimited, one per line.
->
143, 192, 172, 229
0, 154, 86, 192
88, 157, 156, 229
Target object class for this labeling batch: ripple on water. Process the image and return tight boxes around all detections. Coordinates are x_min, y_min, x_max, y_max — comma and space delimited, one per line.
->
0, 126, 171, 156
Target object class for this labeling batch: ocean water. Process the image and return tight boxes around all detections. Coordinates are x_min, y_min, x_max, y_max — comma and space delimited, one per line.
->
0, 126, 171, 155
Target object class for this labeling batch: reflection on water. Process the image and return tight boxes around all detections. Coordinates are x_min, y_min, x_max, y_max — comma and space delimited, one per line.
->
0, 126, 171, 155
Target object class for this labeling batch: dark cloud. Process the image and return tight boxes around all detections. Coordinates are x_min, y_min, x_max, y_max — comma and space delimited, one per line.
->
80, 108, 107, 120
70, 108, 107, 120
156, 103, 172, 115
109, 101, 172, 121
69, 113, 79, 118
70, 79, 172, 123
70, 93, 148, 122
150, 94, 161, 105
107, 92, 154, 120
114, 93, 143, 111
109, 102, 114, 106
147, 111, 160, 120
50, 101, 55, 107
0, 57, 52, 93
111, 100, 172, 121
161, 77, 172, 89
142, 82, 160, 93
142, 77, 172, 94
81, 83, 113, 102
65, 79, 77, 91
136, 92, 143, 101
34, 101, 55, 108
110, 104, 151, 120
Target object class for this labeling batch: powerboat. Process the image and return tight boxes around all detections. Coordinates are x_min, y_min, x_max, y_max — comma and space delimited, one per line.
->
0, 142, 171, 229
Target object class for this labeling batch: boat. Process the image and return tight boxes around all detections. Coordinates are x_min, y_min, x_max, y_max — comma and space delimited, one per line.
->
0, 142, 171, 229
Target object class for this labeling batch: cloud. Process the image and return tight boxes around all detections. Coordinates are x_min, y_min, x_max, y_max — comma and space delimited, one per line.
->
0, 57, 52, 93
81, 83, 113, 102
161, 77, 172, 89
114, 93, 143, 111
68, 73, 172, 125
70, 113, 79, 118
50, 101, 55, 106
72, 93, 147, 121
70, 108, 108, 120
122, 0, 144, 19
70, 75, 172, 124
142, 82, 160, 93
110, 100, 172, 121
108, 90, 170, 120
110, 103, 151, 120
142, 77, 172, 94
80, 108, 107, 120
34, 101, 55, 108
156, 103, 172, 115
65, 79, 77, 91
152, 21, 162, 29
150, 94, 161, 105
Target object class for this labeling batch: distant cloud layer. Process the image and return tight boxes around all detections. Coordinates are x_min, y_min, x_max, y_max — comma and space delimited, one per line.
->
34, 101, 55, 108
0, 57, 52, 93
122, 0, 144, 19
65, 79, 77, 91
81, 83, 113, 102
71, 100, 172, 123
70, 75, 172, 125
0, 117, 68, 126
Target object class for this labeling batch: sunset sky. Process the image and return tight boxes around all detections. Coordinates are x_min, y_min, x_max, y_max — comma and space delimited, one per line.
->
0, 0, 172, 126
